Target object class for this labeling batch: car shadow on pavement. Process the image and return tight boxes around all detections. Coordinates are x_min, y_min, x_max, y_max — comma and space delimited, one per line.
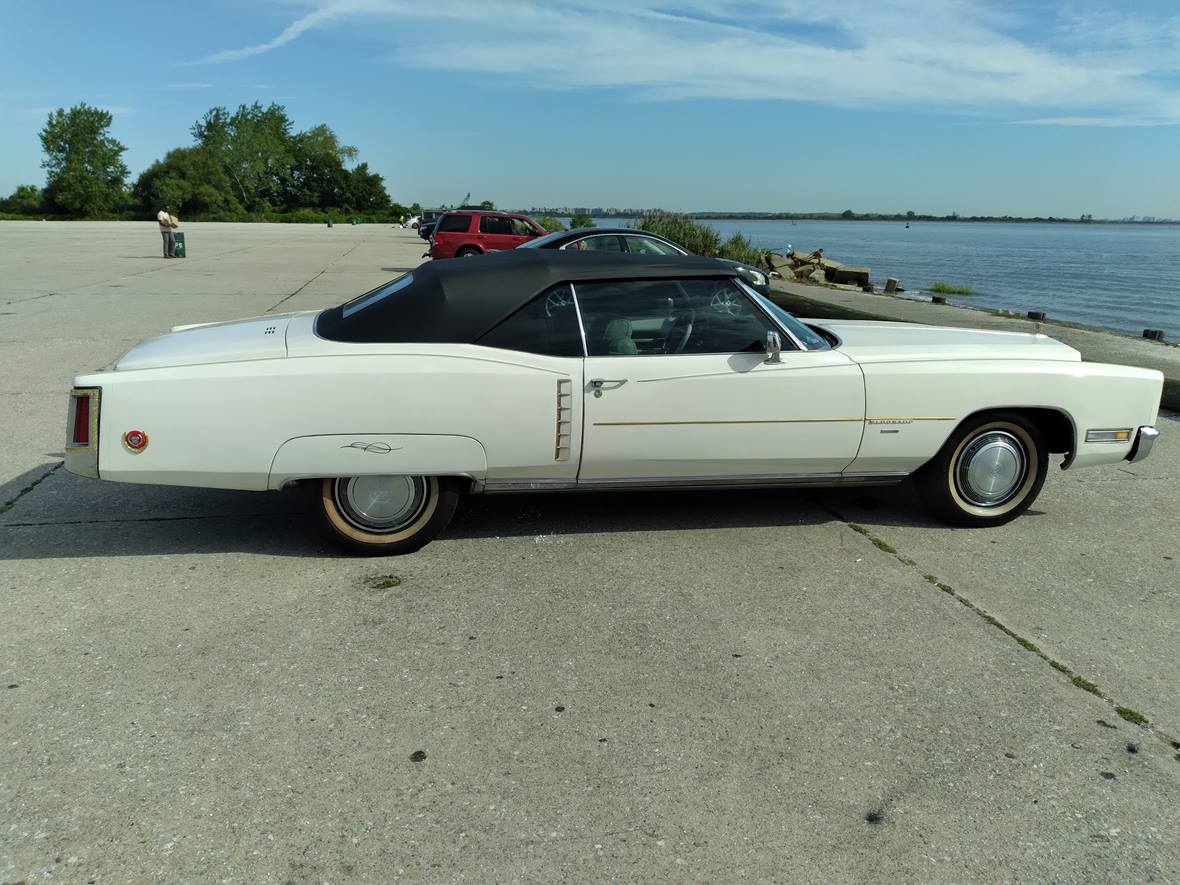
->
2, 477, 953, 561
1, 458, 957, 560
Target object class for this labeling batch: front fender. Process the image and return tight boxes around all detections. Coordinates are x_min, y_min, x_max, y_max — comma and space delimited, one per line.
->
268, 433, 488, 490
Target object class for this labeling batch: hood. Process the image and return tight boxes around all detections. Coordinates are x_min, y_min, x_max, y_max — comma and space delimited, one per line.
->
116, 312, 312, 371
810, 319, 1082, 364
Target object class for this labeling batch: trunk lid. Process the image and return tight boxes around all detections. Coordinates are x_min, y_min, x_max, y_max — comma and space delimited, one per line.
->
116, 311, 314, 371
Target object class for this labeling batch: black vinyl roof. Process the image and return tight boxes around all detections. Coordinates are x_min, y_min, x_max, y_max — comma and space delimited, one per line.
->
315, 250, 739, 344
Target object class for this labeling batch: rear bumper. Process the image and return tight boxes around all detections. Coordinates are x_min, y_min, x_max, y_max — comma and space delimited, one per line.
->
1126, 425, 1159, 463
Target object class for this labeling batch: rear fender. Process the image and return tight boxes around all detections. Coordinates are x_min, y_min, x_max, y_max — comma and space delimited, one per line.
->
268, 434, 487, 490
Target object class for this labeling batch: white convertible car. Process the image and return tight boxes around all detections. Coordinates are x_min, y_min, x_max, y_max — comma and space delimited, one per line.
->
65, 251, 1162, 555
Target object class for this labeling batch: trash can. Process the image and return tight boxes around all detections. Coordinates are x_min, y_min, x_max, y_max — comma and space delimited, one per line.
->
173, 232, 187, 258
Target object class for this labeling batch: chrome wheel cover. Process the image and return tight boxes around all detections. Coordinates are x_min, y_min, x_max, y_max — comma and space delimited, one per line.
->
955, 431, 1027, 507
334, 475, 428, 534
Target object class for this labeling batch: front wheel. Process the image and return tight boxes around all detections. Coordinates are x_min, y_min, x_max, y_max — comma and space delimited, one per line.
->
317, 475, 460, 555
915, 413, 1047, 527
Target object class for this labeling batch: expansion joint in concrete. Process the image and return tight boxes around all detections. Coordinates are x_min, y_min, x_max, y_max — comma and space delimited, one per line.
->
0, 461, 62, 515
823, 504, 1180, 760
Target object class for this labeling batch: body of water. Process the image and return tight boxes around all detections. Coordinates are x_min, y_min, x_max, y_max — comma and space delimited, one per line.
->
589, 218, 1180, 339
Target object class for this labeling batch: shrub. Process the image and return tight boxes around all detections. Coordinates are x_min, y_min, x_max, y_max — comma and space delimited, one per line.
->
630, 211, 720, 257
930, 281, 975, 296
538, 215, 565, 233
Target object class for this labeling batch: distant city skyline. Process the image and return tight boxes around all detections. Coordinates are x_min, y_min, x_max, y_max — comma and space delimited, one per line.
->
2, 0, 1179, 218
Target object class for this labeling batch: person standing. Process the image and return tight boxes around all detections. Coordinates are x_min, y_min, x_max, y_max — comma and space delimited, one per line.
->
157, 205, 179, 258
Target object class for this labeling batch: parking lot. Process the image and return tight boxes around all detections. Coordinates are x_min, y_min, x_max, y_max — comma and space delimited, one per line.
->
2, 222, 1178, 882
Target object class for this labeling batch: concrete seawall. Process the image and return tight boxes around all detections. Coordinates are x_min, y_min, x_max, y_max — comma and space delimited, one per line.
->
770, 278, 1180, 411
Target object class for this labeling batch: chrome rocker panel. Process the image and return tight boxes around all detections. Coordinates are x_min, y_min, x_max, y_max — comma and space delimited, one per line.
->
477, 471, 910, 494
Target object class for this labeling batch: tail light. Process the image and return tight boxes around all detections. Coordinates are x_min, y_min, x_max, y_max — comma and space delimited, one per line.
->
67, 388, 99, 449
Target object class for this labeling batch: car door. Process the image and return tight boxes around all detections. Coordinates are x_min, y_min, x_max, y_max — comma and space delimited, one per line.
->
575, 277, 865, 483
477, 214, 518, 252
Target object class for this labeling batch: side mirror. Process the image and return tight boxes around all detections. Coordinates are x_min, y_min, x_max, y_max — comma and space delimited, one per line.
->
765, 330, 782, 363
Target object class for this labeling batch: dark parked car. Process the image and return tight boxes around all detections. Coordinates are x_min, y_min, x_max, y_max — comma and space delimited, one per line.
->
417, 209, 445, 240
517, 227, 772, 296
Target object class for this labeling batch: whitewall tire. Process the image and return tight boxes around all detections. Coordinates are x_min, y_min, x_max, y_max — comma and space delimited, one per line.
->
916, 413, 1048, 527
317, 475, 460, 555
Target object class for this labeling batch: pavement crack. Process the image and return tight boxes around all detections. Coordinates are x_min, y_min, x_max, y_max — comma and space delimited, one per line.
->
0, 462, 63, 514
267, 240, 365, 313
827, 505, 1180, 759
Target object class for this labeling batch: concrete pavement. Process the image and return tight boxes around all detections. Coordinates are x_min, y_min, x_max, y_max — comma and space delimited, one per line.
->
2, 222, 1178, 883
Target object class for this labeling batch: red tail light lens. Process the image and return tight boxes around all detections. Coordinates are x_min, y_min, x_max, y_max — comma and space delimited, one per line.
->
71, 393, 91, 447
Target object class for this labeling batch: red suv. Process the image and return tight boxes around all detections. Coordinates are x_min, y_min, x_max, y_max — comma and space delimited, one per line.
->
429, 210, 547, 259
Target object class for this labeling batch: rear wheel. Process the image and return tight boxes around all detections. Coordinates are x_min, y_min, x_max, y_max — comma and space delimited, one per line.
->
456, 247, 481, 258
317, 475, 459, 555
915, 413, 1047, 526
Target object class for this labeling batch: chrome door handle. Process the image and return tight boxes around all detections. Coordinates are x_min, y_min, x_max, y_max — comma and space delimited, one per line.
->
589, 378, 628, 388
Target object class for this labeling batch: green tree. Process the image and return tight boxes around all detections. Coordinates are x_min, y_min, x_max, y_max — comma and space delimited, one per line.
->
840, 209, 855, 219
286, 123, 357, 209
480, 199, 495, 209
39, 103, 129, 215
569, 211, 595, 228
192, 102, 295, 211
1, 184, 43, 215
537, 215, 565, 232
133, 146, 241, 217
344, 163, 391, 211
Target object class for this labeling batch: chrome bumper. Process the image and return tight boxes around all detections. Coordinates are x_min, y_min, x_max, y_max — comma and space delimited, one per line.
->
1126, 425, 1159, 463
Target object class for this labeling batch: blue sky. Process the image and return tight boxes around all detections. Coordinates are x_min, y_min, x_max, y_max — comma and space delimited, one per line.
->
2, 0, 1178, 217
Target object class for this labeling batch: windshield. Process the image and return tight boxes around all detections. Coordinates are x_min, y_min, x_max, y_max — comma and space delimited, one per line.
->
340, 272, 414, 318
516, 229, 569, 249
742, 284, 832, 351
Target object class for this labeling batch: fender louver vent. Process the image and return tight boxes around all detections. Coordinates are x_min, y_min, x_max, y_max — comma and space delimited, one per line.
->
555, 379, 572, 461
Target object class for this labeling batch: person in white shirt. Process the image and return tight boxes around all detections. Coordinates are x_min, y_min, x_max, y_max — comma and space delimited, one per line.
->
157, 205, 179, 258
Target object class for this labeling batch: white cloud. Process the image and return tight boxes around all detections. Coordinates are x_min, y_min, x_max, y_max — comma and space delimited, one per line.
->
194, 0, 1180, 125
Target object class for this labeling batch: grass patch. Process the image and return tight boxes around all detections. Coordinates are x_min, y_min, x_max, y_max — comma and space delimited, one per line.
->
1115, 706, 1148, 726
364, 574, 402, 590
1071, 675, 1101, 695
870, 537, 897, 554
1049, 659, 1070, 674
922, 575, 955, 594
930, 281, 976, 296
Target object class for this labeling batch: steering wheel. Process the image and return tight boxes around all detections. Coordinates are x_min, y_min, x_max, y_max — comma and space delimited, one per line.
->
663, 309, 695, 354
544, 288, 574, 317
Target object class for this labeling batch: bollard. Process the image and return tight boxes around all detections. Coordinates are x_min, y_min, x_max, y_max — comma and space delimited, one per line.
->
1027, 310, 1046, 321
931, 295, 946, 304
326, 218, 333, 228
1143, 329, 1166, 341
885, 277, 899, 294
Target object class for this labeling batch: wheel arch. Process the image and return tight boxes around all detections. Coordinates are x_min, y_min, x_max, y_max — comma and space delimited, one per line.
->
928, 406, 1075, 468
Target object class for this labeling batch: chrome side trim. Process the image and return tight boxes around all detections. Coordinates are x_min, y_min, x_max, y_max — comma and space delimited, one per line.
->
1126, 425, 1159, 463
481, 471, 909, 494
482, 478, 580, 492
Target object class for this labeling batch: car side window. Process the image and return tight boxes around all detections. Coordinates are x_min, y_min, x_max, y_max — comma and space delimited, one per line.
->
622, 235, 682, 256
479, 215, 516, 235
438, 214, 472, 233
477, 285, 584, 357
509, 217, 536, 236
576, 278, 779, 357
564, 235, 623, 252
